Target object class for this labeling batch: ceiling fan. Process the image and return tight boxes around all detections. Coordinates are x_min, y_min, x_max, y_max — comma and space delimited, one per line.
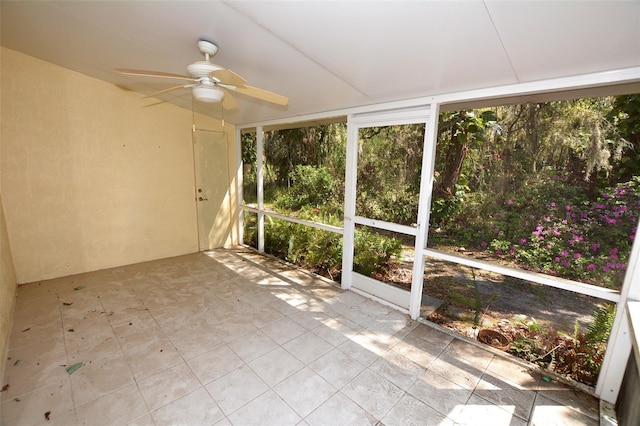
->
115, 40, 288, 109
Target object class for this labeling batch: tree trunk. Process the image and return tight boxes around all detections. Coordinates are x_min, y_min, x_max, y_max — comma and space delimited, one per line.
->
435, 138, 468, 199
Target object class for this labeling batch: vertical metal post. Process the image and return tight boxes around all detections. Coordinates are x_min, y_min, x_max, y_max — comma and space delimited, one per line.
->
341, 116, 358, 289
596, 217, 640, 402
409, 103, 440, 320
256, 127, 265, 253
236, 128, 244, 245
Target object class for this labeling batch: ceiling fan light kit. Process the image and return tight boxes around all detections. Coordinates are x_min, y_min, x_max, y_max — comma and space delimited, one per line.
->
192, 85, 225, 103
115, 39, 288, 110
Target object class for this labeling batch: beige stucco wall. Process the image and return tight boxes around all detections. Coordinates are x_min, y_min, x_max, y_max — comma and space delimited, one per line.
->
1, 47, 237, 284
0, 194, 17, 377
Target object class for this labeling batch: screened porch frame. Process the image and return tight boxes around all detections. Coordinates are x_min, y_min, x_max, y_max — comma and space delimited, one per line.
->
235, 66, 640, 404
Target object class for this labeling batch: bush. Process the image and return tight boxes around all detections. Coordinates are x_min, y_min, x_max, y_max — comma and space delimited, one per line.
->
353, 228, 403, 276
243, 209, 402, 281
275, 165, 336, 211
437, 175, 640, 289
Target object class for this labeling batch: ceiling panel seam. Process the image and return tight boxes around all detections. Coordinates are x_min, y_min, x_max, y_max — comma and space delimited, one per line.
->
483, 0, 519, 84
222, 0, 370, 99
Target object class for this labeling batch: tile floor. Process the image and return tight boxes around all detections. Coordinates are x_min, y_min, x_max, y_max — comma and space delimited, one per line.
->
1, 247, 601, 425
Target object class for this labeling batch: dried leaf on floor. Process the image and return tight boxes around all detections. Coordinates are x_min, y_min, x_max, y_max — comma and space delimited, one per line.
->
13, 359, 20, 366
67, 329, 75, 332
74, 285, 86, 291
45, 411, 51, 421
62, 302, 73, 306
65, 362, 83, 375
21, 327, 30, 332
1, 384, 9, 392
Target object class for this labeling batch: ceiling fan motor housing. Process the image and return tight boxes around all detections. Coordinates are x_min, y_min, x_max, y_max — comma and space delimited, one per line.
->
186, 61, 223, 79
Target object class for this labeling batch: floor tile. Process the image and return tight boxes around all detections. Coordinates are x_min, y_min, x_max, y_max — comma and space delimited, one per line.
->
227, 329, 278, 363
124, 337, 183, 381
69, 354, 135, 407
151, 387, 224, 426
227, 390, 302, 426
485, 355, 542, 390
529, 394, 599, 426
205, 365, 269, 416
282, 331, 333, 364
341, 369, 404, 419
214, 316, 258, 343
75, 383, 147, 426
391, 334, 443, 369
407, 369, 471, 419
187, 344, 244, 385
382, 393, 454, 426
308, 348, 367, 389
248, 347, 304, 387
138, 362, 201, 411
337, 333, 388, 366
537, 387, 600, 421
405, 323, 454, 349
126, 414, 156, 426
165, 319, 224, 360
311, 317, 358, 347
273, 367, 337, 417
2, 249, 603, 426
453, 394, 528, 426
2, 338, 68, 401
260, 316, 307, 345
7, 315, 64, 349
370, 350, 426, 391
0, 379, 73, 426
474, 372, 536, 421
430, 353, 485, 390
304, 391, 378, 426
438, 338, 495, 371
289, 310, 331, 331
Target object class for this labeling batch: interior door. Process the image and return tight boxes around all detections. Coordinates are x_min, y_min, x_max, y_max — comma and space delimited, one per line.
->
193, 130, 231, 251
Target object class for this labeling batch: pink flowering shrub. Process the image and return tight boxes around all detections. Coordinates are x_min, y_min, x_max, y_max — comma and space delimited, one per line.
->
435, 176, 640, 290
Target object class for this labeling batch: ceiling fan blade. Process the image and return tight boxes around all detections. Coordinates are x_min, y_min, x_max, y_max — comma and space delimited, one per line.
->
220, 88, 239, 110
208, 69, 247, 86
144, 84, 192, 98
115, 68, 195, 82
227, 84, 288, 106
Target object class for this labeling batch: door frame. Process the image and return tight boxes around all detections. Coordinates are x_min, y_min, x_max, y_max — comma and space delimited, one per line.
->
193, 129, 231, 251
341, 105, 438, 318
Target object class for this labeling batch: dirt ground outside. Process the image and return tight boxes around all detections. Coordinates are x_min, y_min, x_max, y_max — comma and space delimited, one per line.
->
375, 252, 614, 386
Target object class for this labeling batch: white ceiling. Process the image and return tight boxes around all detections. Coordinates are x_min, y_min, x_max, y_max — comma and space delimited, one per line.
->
2, 1, 639, 126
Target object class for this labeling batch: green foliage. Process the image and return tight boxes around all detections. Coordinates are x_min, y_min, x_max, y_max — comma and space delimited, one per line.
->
353, 228, 402, 276
244, 209, 401, 281
509, 305, 616, 386
585, 304, 616, 344
433, 173, 640, 289
355, 124, 424, 225
274, 165, 336, 211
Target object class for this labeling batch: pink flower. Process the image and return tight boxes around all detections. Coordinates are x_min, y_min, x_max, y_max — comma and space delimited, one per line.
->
520, 238, 527, 244
574, 253, 581, 259
550, 202, 556, 208
587, 264, 596, 271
